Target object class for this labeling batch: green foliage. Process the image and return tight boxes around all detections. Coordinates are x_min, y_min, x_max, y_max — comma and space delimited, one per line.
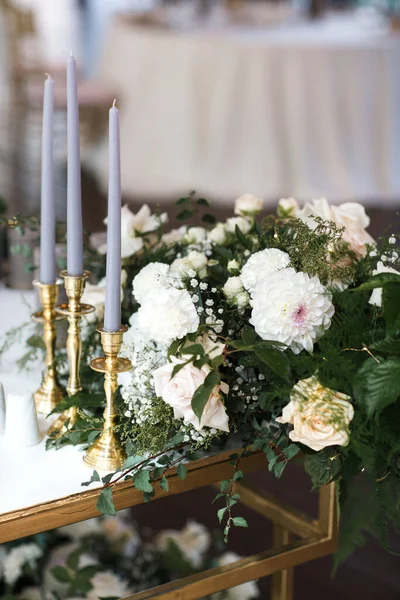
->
96, 488, 116, 516
191, 370, 220, 420
354, 357, 400, 417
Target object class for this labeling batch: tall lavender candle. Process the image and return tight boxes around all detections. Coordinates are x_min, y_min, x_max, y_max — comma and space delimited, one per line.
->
67, 52, 83, 276
40, 74, 56, 284
104, 100, 121, 332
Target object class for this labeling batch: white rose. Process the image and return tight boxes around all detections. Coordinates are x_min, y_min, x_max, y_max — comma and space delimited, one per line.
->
212, 553, 259, 600
368, 261, 400, 307
276, 376, 354, 451
132, 262, 170, 304
155, 521, 211, 568
227, 259, 240, 273
87, 571, 131, 600
298, 199, 374, 257
81, 282, 106, 322
226, 216, 252, 235
234, 193, 263, 216
137, 287, 199, 344
277, 197, 300, 218
162, 225, 187, 245
186, 333, 225, 359
4, 544, 43, 586
101, 204, 167, 258
184, 227, 207, 245
240, 248, 291, 293
208, 223, 227, 245
170, 250, 208, 280
153, 358, 229, 432
223, 276, 244, 299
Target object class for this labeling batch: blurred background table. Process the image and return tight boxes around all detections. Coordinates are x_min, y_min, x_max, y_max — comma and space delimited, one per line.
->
87, 11, 400, 205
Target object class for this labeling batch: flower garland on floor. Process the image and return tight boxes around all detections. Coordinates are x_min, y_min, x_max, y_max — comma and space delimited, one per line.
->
0, 513, 258, 599
4, 193, 400, 566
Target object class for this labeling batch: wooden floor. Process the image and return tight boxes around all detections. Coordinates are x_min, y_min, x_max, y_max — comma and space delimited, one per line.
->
82, 169, 400, 599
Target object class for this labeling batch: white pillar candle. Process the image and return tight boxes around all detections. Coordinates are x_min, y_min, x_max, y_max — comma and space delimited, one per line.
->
3, 393, 41, 448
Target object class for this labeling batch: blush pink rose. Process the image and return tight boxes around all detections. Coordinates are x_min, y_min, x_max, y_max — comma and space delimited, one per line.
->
153, 358, 229, 432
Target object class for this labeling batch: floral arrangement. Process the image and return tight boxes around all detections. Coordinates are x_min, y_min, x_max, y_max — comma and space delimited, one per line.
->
0, 513, 258, 599
6, 192, 400, 566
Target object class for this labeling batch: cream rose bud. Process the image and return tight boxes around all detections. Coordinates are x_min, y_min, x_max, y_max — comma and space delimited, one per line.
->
169, 250, 208, 280
161, 225, 187, 245
276, 376, 354, 452
368, 261, 400, 307
223, 276, 244, 299
208, 223, 227, 245
234, 193, 264, 216
227, 259, 240, 273
226, 216, 252, 235
183, 227, 207, 245
277, 197, 300, 218
153, 358, 229, 432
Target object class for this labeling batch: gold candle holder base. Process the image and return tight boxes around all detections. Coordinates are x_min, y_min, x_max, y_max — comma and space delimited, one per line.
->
32, 280, 65, 415
83, 325, 131, 471
48, 270, 94, 436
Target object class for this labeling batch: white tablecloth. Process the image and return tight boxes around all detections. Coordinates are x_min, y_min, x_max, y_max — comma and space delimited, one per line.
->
87, 13, 400, 205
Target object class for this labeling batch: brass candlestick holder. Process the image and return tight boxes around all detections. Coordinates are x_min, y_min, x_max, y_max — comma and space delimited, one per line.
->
48, 270, 94, 435
32, 280, 65, 414
83, 325, 131, 471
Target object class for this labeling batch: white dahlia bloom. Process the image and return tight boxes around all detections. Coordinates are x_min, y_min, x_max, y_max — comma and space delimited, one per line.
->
250, 268, 334, 354
137, 287, 199, 344
276, 376, 354, 451
240, 248, 291, 293
234, 193, 263, 216
132, 262, 170, 304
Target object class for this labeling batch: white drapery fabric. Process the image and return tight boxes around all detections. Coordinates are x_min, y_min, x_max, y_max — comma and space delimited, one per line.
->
87, 15, 400, 205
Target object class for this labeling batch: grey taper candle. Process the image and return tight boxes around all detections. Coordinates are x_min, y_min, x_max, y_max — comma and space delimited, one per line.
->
40, 74, 56, 284
67, 53, 83, 276
104, 101, 121, 332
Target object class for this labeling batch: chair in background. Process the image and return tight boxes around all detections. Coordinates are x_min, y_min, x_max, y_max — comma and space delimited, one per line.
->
1, 0, 117, 216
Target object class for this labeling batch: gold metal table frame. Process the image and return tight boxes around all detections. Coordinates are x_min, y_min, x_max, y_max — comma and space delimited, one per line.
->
0, 449, 338, 599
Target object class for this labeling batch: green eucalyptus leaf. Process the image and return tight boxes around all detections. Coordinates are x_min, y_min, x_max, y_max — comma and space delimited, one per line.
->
160, 476, 169, 491
177, 463, 187, 480
134, 470, 153, 493
232, 516, 248, 528
96, 487, 116, 516
51, 566, 72, 583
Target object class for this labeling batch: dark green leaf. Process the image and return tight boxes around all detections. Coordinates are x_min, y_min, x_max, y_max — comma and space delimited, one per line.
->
232, 516, 248, 528
49, 393, 104, 416
177, 463, 187, 480
220, 479, 230, 493
122, 455, 143, 470
273, 461, 286, 478
354, 357, 400, 417
304, 453, 331, 488
382, 283, 400, 336
191, 370, 221, 421
101, 473, 114, 485
96, 487, 116, 516
241, 327, 257, 347
233, 470, 243, 481
51, 566, 71, 583
134, 470, 154, 493
255, 347, 290, 379
196, 197, 209, 206
350, 273, 400, 292
176, 196, 190, 206
177, 209, 193, 221
87, 430, 99, 446
370, 336, 400, 354
284, 443, 300, 460
235, 224, 252, 250
202, 213, 216, 224
168, 338, 184, 357
181, 344, 205, 356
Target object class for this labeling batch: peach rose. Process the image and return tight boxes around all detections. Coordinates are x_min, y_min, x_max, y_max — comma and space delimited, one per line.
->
276, 376, 354, 451
153, 358, 229, 432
